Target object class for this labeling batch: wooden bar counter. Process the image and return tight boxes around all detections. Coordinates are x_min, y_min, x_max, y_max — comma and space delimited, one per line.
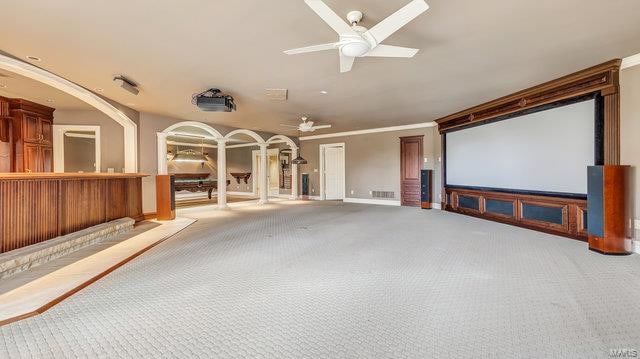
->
0, 173, 147, 253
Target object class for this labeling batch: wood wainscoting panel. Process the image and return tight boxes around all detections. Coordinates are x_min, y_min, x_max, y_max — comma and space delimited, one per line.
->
58, 179, 107, 235
444, 187, 587, 240
0, 174, 146, 254
0, 179, 59, 252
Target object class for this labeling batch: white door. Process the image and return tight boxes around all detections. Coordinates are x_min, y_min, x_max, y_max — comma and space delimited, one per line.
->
268, 152, 279, 196
324, 146, 344, 200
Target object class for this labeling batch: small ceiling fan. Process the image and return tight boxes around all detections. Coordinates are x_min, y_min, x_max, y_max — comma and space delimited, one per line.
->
284, 0, 429, 73
281, 117, 332, 132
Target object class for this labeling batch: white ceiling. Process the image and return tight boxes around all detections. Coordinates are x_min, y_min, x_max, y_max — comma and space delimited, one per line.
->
1, 0, 639, 135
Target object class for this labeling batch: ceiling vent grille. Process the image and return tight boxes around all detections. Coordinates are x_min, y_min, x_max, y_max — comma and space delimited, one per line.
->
265, 88, 288, 101
372, 191, 395, 199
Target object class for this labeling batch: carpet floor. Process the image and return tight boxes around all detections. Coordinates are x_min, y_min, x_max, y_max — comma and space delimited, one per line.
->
1, 201, 639, 358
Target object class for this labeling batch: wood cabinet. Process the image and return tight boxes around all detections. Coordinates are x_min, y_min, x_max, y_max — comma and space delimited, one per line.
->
10, 99, 54, 172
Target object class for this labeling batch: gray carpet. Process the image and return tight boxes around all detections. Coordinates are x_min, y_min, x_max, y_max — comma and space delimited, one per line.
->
1, 201, 639, 358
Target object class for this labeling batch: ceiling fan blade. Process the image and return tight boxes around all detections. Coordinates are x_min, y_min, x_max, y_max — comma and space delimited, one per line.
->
364, 45, 419, 58
339, 49, 355, 73
284, 42, 339, 55
366, 0, 429, 44
280, 124, 300, 128
311, 125, 332, 130
304, 0, 357, 35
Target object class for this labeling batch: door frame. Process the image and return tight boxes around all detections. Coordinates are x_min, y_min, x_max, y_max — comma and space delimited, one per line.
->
53, 125, 101, 173
319, 142, 346, 200
252, 148, 280, 197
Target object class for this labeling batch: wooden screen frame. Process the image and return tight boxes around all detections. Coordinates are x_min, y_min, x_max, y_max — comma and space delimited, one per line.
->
436, 59, 621, 239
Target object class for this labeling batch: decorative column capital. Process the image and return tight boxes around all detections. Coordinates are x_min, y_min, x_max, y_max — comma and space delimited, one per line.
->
258, 142, 269, 149
156, 132, 169, 140
216, 138, 229, 146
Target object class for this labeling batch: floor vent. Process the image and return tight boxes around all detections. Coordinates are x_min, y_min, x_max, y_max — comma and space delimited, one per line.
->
372, 191, 395, 199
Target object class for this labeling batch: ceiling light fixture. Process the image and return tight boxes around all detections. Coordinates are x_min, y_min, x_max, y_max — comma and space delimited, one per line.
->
320, 90, 328, 95
95, 87, 104, 92
291, 130, 308, 165
46, 99, 54, 103
25, 55, 42, 62
0, 84, 6, 88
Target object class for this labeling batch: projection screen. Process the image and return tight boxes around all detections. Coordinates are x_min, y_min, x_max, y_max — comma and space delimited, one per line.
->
445, 99, 596, 195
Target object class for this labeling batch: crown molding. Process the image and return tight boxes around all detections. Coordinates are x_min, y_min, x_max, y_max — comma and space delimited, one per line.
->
299, 122, 436, 141
622, 53, 640, 70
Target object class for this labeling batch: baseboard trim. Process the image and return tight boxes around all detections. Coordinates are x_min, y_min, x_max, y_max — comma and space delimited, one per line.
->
343, 198, 401, 206
431, 203, 442, 210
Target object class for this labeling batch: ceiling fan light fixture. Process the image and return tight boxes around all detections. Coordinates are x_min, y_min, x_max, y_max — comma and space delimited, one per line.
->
341, 42, 370, 57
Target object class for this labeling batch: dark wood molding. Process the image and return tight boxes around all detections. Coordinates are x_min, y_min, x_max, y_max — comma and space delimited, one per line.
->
435, 59, 622, 164
444, 186, 587, 240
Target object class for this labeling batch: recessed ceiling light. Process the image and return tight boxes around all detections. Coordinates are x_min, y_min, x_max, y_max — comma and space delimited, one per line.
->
127, 103, 136, 106
320, 90, 328, 95
25, 55, 42, 62
95, 87, 104, 92
0, 84, 6, 88
46, 99, 55, 103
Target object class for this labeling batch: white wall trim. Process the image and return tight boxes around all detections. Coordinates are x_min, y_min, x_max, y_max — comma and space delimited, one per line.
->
225, 129, 265, 143
343, 198, 401, 206
0, 53, 138, 172
622, 53, 640, 70
53, 125, 101, 173
319, 142, 346, 201
300, 122, 436, 141
431, 203, 442, 210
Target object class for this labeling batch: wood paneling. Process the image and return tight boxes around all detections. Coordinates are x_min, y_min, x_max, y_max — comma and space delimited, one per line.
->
400, 136, 423, 207
587, 165, 630, 254
0, 174, 146, 253
444, 187, 587, 240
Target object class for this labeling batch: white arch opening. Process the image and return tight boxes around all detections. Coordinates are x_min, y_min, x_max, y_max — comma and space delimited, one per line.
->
225, 129, 265, 144
0, 53, 138, 172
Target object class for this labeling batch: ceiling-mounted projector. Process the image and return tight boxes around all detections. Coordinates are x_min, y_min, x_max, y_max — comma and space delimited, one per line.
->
192, 88, 236, 112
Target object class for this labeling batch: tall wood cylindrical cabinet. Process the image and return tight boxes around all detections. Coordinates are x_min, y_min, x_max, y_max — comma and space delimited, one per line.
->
10, 99, 54, 173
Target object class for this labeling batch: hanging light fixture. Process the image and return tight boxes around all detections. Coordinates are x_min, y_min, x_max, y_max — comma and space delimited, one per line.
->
291, 129, 307, 164
172, 141, 208, 163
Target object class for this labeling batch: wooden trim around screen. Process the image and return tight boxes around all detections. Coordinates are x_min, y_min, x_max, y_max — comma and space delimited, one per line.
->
444, 187, 587, 240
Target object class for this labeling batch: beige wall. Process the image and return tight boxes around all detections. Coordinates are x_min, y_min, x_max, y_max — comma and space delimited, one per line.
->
298, 126, 441, 204
620, 64, 640, 241
54, 109, 126, 172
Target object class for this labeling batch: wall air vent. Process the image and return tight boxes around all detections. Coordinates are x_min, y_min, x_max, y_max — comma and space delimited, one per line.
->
372, 191, 395, 199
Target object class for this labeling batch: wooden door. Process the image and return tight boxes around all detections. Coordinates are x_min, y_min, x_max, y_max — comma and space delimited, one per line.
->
24, 143, 41, 172
24, 114, 40, 143
41, 146, 53, 172
39, 118, 53, 145
400, 136, 423, 207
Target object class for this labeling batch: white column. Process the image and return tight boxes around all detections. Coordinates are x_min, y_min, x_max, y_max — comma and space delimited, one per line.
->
258, 143, 269, 204
291, 146, 299, 200
157, 132, 168, 175
217, 139, 228, 209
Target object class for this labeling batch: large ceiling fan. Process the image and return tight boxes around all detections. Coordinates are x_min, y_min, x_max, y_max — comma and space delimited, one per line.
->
281, 117, 332, 132
284, 0, 429, 73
